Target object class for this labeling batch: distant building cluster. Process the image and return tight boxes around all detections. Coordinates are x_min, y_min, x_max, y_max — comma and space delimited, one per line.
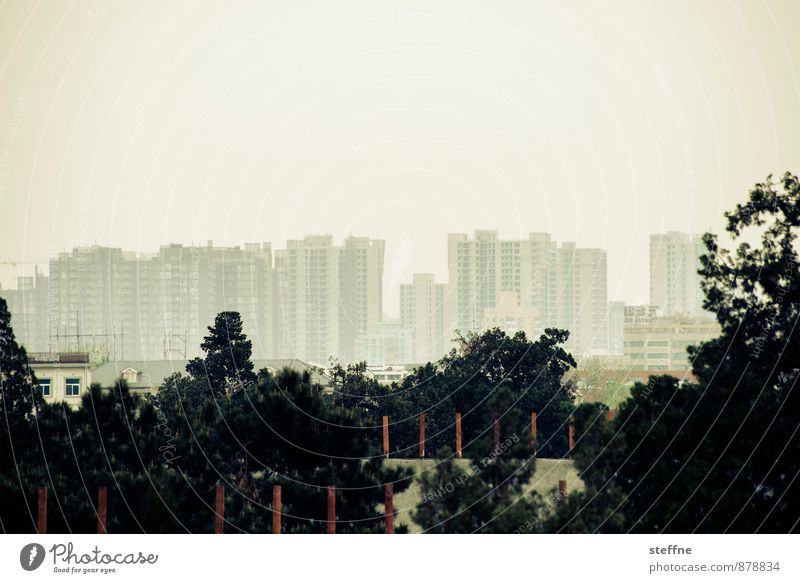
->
1, 230, 717, 373
444, 231, 608, 356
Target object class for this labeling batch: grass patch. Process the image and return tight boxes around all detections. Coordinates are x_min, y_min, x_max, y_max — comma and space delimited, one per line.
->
382, 457, 583, 533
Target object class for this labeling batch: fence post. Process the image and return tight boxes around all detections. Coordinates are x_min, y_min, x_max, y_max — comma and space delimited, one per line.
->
385, 483, 394, 534
272, 485, 282, 534
419, 414, 425, 458
531, 411, 537, 454
97, 486, 108, 534
326, 486, 336, 534
568, 414, 575, 455
558, 480, 567, 506
382, 415, 390, 458
37, 487, 47, 535
455, 412, 462, 459
214, 484, 224, 534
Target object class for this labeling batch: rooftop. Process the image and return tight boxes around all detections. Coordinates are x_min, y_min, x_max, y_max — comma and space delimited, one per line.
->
28, 352, 90, 365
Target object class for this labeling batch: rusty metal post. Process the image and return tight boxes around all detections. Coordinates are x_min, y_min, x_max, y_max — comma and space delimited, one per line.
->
455, 412, 462, 459
384, 483, 394, 534
382, 415, 389, 458
272, 485, 282, 534
569, 414, 575, 454
558, 480, 567, 506
97, 486, 108, 534
37, 487, 47, 535
607, 409, 615, 422
214, 484, 224, 534
419, 414, 425, 458
531, 411, 537, 454
326, 485, 336, 534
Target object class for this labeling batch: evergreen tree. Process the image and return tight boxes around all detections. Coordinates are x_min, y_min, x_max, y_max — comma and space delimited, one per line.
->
186, 311, 256, 397
0, 297, 43, 533
0, 297, 41, 422
545, 173, 800, 533
378, 328, 576, 459
327, 359, 390, 412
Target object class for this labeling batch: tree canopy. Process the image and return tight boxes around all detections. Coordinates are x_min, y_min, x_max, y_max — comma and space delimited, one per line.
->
1, 174, 798, 533
545, 173, 800, 534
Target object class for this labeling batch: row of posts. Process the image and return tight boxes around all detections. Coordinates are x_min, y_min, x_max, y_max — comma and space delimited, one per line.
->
34, 478, 570, 534
32, 482, 391, 535
32, 410, 613, 534
34, 486, 107, 535
382, 409, 615, 458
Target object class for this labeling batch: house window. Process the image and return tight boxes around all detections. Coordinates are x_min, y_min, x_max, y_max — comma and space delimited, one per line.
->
121, 368, 138, 383
65, 378, 81, 397
38, 378, 51, 397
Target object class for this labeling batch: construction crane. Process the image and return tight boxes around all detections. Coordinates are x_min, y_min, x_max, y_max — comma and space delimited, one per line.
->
0, 259, 48, 277
0, 259, 48, 267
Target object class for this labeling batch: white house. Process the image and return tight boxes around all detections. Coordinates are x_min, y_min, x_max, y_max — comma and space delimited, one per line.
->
28, 353, 91, 406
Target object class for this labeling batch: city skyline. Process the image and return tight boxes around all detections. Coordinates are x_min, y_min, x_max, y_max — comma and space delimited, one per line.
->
1, 228, 712, 365
1, 227, 712, 315
2, 2, 799, 317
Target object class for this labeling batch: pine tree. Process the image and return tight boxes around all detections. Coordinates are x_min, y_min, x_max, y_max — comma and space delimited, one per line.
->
0, 297, 43, 533
544, 173, 800, 533
186, 312, 256, 397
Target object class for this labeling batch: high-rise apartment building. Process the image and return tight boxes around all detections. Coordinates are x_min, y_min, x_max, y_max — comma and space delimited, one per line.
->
274, 235, 384, 364
447, 230, 501, 333
447, 231, 608, 355
7, 243, 274, 361
400, 273, 448, 363
552, 243, 608, 355
354, 318, 411, 365
130, 245, 200, 361
205, 242, 274, 360
0, 269, 49, 353
274, 235, 340, 364
47, 246, 132, 359
519, 232, 557, 327
339, 237, 385, 362
120, 242, 274, 360
483, 291, 538, 340
650, 232, 708, 318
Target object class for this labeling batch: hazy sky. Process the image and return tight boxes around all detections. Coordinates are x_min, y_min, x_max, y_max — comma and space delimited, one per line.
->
1, 0, 798, 314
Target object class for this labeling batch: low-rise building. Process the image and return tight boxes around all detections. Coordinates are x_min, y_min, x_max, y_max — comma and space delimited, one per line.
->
365, 364, 414, 385
28, 352, 91, 406
623, 314, 719, 371
90, 358, 330, 394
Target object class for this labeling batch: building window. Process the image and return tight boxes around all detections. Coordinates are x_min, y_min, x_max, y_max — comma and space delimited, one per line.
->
65, 378, 81, 397
38, 378, 51, 397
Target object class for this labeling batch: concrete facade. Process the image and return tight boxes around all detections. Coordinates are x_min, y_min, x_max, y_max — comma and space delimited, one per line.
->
447, 231, 608, 356
400, 273, 448, 363
650, 232, 707, 318
623, 313, 719, 371
28, 352, 92, 406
